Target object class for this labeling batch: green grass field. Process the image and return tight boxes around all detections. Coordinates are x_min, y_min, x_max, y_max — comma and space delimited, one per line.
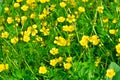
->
0, 0, 120, 80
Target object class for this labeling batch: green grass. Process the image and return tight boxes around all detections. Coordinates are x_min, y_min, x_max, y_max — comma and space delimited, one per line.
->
0, 0, 120, 80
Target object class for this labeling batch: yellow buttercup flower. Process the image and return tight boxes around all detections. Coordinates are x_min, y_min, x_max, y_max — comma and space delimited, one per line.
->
40, 27, 50, 36
27, 25, 38, 36
0, 64, 9, 72
21, 5, 29, 11
16, 0, 22, 3
89, 35, 100, 45
26, 0, 35, 5
11, 37, 19, 45
50, 48, 59, 55
62, 25, 75, 32
64, 63, 72, 70
39, 66, 47, 74
1, 31, 9, 38
57, 57, 63, 62
109, 29, 118, 35
78, 7, 85, 13
54, 36, 67, 46
57, 16, 65, 23
39, 0, 50, 3
106, 69, 115, 78
79, 35, 89, 47
30, 13, 36, 19
116, 43, 120, 53
14, 3, 20, 8
4, 7, 9, 12
50, 59, 58, 66
7, 17, 14, 24
112, 18, 117, 24
103, 18, 109, 23
95, 57, 101, 67
97, 6, 104, 13
60, 2, 66, 8
66, 14, 76, 23
66, 57, 72, 63
82, 0, 88, 2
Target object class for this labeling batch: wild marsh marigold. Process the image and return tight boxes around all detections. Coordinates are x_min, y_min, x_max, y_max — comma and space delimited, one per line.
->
50, 48, 59, 55
1, 31, 9, 38
106, 69, 115, 78
64, 63, 72, 70
54, 36, 67, 46
39, 66, 47, 74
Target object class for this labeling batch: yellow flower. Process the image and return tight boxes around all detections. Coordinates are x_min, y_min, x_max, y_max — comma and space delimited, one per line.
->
0, 64, 8, 72
82, 0, 88, 2
54, 36, 67, 46
78, 7, 85, 13
66, 57, 72, 63
112, 18, 117, 24
26, 0, 35, 5
60, 2, 66, 8
109, 29, 118, 35
97, 6, 104, 13
64, 63, 72, 70
4, 7, 9, 12
50, 48, 59, 55
116, 43, 120, 53
21, 5, 29, 11
21, 16, 27, 25
66, 14, 76, 23
1, 31, 9, 38
30, 13, 36, 19
117, 7, 120, 12
15, 16, 20, 23
11, 37, 19, 45
16, 0, 22, 3
106, 69, 115, 78
39, 0, 50, 3
62, 25, 75, 32
89, 35, 100, 45
27, 25, 38, 36
57, 57, 63, 62
7, 17, 14, 24
23, 36, 30, 42
14, 3, 20, 8
40, 27, 50, 36
0, 26, 4, 31
39, 66, 47, 74
79, 35, 89, 47
57, 16, 65, 23
95, 57, 101, 67
49, 4, 56, 11
50, 59, 58, 66
103, 18, 109, 23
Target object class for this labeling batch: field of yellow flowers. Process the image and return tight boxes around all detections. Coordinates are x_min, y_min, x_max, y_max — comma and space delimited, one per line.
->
1, 0, 120, 80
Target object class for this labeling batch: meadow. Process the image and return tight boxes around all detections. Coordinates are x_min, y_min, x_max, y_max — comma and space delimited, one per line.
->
0, 0, 120, 80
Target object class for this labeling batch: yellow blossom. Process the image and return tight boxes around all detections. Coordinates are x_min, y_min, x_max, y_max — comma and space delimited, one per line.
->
14, 3, 20, 8
1, 31, 9, 38
106, 69, 115, 78
117, 7, 120, 12
30, 13, 36, 19
103, 18, 109, 23
21, 5, 29, 11
109, 29, 118, 35
89, 35, 100, 45
57, 57, 63, 62
116, 43, 120, 53
0, 64, 8, 72
7, 17, 14, 24
26, 0, 35, 5
54, 36, 67, 46
4, 7, 9, 12
27, 25, 38, 36
66, 57, 72, 63
39, 0, 50, 3
16, 0, 22, 3
95, 57, 101, 67
97, 6, 104, 13
79, 35, 89, 47
15, 16, 20, 23
66, 14, 76, 23
60, 2, 66, 8
82, 0, 88, 2
62, 25, 75, 32
50, 59, 58, 66
49, 4, 56, 11
112, 18, 117, 24
50, 48, 59, 55
78, 7, 85, 13
11, 37, 19, 45
64, 63, 72, 70
57, 16, 65, 23
39, 66, 47, 74
40, 27, 50, 36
